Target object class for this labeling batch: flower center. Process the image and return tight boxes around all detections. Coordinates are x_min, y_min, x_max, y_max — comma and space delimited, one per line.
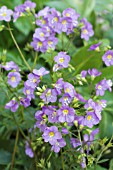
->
49, 131, 54, 137
83, 29, 88, 34
11, 76, 16, 82
62, 20, 67, 25
63, 109, 69, 115
42, 20, 46, 25
65, 88, 70, 92
98, 85, 102, 90
59, 57, 64, 63
33, 78, 37, 83
53, 17, 58, 23
95, 47, 100, 52
64, 97, 68, 101
26, 90, 30, 94
48, 41, 53, 45
107, 54, 112, 60
53, 111, 56, 116
2, 12, 7, 17
87, 115, 92, 121
66, 13, 70, 17
37, 42, 42, 47
40, 32, 44, 37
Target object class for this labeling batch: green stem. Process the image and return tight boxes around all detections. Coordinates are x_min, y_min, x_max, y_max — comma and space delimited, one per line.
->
7, 23, 31, 71
32, 52, 38, 70
10, 129, 19, 170
61, 149, 65, 170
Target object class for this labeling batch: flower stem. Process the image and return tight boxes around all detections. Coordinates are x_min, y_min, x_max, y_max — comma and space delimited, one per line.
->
7, 23, 31, 71
61, 149, 65, 170
10, 129, 19, 170
32, 52, 38, 70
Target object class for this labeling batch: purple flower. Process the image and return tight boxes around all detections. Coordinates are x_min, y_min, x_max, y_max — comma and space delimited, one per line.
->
5, 99, 19, 112
62, 8, 80, 21
13, 4, 25, 22
26, 73, 40, 89
95, 79, 110, 96
51, 138, 66, 153
35, 110, 47, 132
63, 82, 75, 97
48, 11, 61, 34
46, 36, 58, 50
31, 38, 47, 53
83, 111, 99, 128
84, 128, 99, 154
36, 6, 50, 18
89, 42, 101, 51
88, 68, 101, 78
8, 72, 21, 88
44, 106, 58, 123
102, 50, 113, 66
2, 61, 19, 71
20, 97, 30, 108
0, 6, 13, 22
53, 64, 63, 72
25, 141, 34, 158
74, 93, 87, 102
33, 28, 49, 41
98, 100, 107, 108
36, 18, 48, 27
33, 67, 49, 78
81, 70, 87, 78
70, 138, 81, 149
54, 52, 70, 68
42, 126, 62, 145
61, 127, 68, 134
80, 18, 94, 41
40, 89, 57, 104
57, 106, 75, 123
23, 84, 35, 100
54, 78, 64, 95
24, 0, 36, 11
60, 17, 73, 33
59, 93, 72, 106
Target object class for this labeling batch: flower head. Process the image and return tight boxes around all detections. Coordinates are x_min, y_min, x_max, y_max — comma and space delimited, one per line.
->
5, 99, 19, 112
54, 52, 70, 68
102, 50, 113, 66
8, 72, 21, 88
0, 6, 13, 22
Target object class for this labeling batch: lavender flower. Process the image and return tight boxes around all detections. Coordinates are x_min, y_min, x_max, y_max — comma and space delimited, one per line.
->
88, 68, 101, 78
61, 127, 69, 134
54, 52, 70, 68
59, 93, 72, 105
8, 72, 21, 88
70, 138, 81, 149
40, 89, 57, 104
33, 67, 49, 78
51, 138, 66, 153
81, 70, 87, 78
25, 141, 34, 158
33, 28, 49, 41
84, 111, 99, 128
35, 111, 47, 132
80, 18, 94, 41
31, 38, 47, 53
89, 42, 101, 51
23, 84, 35, 100
0, 6, 13, 22
2, 61, 19, 71
26, 73, 40, 89
102, 50, 113, 66
20, 97, 30, 108
46, 36, 58, 50
42, 126, 62, 145
54, 78, 64, 95
44, 106, 58, 123
5, 99, 19, 112
63, 82, 75, 97
24, 0, 36, 12
57, 106, 75, 123
13, 4, 25, 22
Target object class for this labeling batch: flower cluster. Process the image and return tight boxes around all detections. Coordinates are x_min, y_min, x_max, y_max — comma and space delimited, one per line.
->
31, 7, 94, 53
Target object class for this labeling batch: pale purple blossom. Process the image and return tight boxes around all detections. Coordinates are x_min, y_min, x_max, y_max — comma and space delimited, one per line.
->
0, 6, 13, 22
8, 72, 21, 88
102, 50, 113, 66
51, 138, 66, 153
25, 141, 34, 158
40, 89, 57, 104
89, 42, 101, 51
54, 52, 70, 68
5, 99, 19, 112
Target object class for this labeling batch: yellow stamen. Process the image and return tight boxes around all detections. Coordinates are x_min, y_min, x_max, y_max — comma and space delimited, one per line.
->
65, 88, 70, 92
87, 115, 92, 121
37, 42, 42, 47
66, 13, 70, 17
63, 109, 69, 115
33, 78, 37, 83
83, 29, 88, 34
59, 57, 64, 63
11, 76, 16, 82
49, 132, 54, 137
2, 13, 6, 17
62, 20, 67, 25
107, 54, 112, 60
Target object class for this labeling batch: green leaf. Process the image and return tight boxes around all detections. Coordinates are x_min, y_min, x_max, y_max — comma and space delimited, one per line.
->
98, 159, 109, 163
0, 150, 12, 165
71, 45, 103, 74
14, 16, 33, 36
109, 159, 113, 170
81, 0, 95, 17
44, 1, 69, 11
88, 165, 107, 170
